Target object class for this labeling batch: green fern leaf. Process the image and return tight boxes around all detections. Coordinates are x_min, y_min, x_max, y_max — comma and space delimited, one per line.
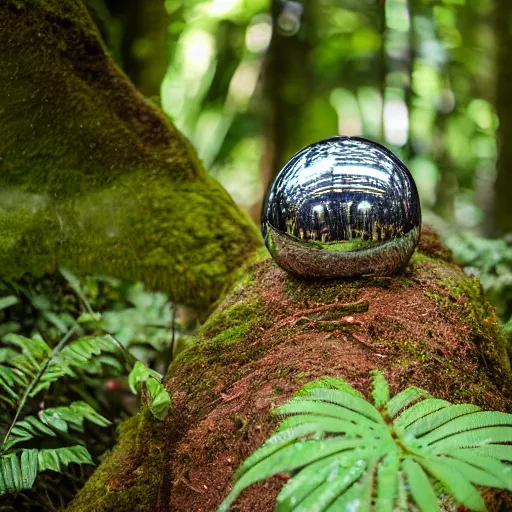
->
294, 377, 364, 399
402, 457, 440, 511
277, 415, 376, 438
371, 371, 390, 408
0, 449, 38, 495
4, 416, 57, 450
292, 459, 366, 512
406, 403, 481, 437
324, 478, 362, 511
386, 387, 429, 419
451, 445, 512, 462
275, 455, 342, 511
448, 449, 512, 489
418, 411, 512, 446
218, 372, 512, 512
219, 439, 369, 512
417, 457, 486, 512
374, 453, 399, 512
38, 445, 93, 473
439, 456, 511, 490
0, 366, 26, 401
428, 426, 512, 451
393, 398, 450, 430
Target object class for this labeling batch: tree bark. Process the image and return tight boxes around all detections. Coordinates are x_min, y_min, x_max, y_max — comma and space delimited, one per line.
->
1, 2, 510, 511
0, 0, 261, 312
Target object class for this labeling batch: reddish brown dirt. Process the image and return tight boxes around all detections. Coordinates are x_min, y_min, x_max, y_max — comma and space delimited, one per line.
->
163, 237, 511, 511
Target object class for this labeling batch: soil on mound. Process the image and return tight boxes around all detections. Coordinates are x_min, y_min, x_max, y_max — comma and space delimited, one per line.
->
164, 231, 511, 511
66, 228, 511, 512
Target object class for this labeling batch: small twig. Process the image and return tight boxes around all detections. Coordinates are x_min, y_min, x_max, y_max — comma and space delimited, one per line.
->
177, 475, 205, 494
1, 326, 77, 451
273, 299, 369, 331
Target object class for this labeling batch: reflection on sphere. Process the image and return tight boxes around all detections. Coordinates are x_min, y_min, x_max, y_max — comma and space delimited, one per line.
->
261, 136, 421, 278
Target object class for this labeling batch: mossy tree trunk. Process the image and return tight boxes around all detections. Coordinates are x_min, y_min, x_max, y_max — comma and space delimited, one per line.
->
1, 2, 510, 511
0, 0, 260, 312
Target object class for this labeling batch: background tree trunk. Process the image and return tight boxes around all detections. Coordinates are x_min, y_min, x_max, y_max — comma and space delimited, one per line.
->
492, 0, 512, 235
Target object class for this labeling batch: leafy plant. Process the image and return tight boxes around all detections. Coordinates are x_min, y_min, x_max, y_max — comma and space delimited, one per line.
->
0, 328, 113, 496
219, 372, 512, 512
128, 361, 171, 421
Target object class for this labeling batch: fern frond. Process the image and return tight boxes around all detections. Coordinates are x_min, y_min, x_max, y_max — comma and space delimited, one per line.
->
417, 457, 486, 512
406, 403, 481, 437
37, 445, 93, 473
386, 387, 428, 419
402, 457, 440, 512
374, 453, 399, 512
275, 455, 342, 511
418, 411, 512, 445
219, 371, 512, 512
0, 449, 38, 496
371, 370, 389, 408
4, 402, 110, 450
294, 376, 364, 399
394, 398, 451, 430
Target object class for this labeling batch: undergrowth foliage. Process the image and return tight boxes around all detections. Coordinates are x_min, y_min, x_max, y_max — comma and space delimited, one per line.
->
0, 271, 173, 501
219, 372, 512, 512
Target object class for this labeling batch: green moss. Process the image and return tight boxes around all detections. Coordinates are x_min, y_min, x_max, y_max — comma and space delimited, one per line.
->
0, 0, 262, 312
457, 277, 511, 372
410, 251, 439, 265
66, 410, 169, 512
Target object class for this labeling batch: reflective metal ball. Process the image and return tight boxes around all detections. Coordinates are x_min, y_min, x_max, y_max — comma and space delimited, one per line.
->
261, 136, 421, 278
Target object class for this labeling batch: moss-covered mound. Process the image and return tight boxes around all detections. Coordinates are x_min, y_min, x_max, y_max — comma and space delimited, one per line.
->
67, 231, 511, 512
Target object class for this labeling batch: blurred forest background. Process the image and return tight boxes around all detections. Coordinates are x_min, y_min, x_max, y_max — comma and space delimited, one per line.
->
2, 0, 512, 509
89, 0, 512, 323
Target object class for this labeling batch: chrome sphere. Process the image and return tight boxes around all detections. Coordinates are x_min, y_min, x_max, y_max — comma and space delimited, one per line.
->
261, 136, 421, 278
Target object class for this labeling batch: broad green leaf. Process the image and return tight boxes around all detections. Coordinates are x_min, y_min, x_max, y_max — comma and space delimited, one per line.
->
293, 459, 366, 512
371, 371, 390, 408
386, 387, 428, 419
0, 296, 18, 310
418, 458, 486, 512
418, 411, 512, 446
402, 457, 440, 511
374, 453, 399, 512
394, 399, 450, 430
406, 404, 481, 437
145, 378, 171, 420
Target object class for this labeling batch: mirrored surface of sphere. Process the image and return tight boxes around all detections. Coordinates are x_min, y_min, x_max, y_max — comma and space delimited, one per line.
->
261, 136, 421, 278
